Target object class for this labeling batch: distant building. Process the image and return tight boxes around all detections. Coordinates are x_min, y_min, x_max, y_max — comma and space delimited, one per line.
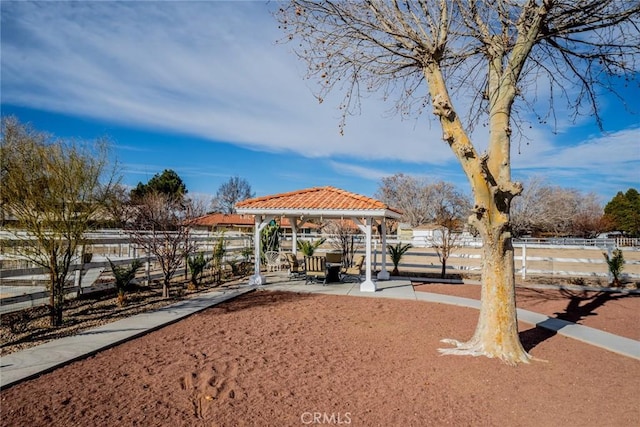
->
189, 213, 318, 234
411, 224, 445, 245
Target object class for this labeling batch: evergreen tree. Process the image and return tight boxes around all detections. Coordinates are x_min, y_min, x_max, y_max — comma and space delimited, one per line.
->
604, 189, 640, 237
130, 169, 187, 203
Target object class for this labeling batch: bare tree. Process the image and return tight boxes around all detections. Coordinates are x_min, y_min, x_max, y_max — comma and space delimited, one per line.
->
572, 193, 609, 238
278, 1, 639, 363
187, 194, 214, 219
128, 192, 195, 298
323, 219, 362, 268
542, 187, 583, 236
375, 174, 433, 227
512, 177, 608, 238
510, 176, 550, 237
426, 182, 471, 278
1, 117, 118, 326
102, 183, 134, 228
376, 175, 471, 277
212, 176, 254, 214
511, 178, 579, 236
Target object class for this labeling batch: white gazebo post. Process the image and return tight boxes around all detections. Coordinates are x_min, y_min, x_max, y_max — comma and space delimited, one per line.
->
249, 215, 274, 286
377, 219, 390, 280
288, 216, 301, 256
360, 217, 376, 292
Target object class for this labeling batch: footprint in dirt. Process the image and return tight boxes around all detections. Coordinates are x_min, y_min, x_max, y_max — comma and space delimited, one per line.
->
178, 359, 243, 419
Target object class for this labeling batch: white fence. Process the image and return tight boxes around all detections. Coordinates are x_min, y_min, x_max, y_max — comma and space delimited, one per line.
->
291, 233, 640, 281
367, 238, 640, 282
0, 231, 254, 314
1, 230, 639, 314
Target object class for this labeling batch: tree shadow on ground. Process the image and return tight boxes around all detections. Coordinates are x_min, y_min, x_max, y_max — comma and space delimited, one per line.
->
402, 272, 464, 284
518, 288, 640, 352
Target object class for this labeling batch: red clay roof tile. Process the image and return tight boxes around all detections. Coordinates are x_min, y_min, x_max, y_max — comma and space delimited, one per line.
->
235, 186, 402, 215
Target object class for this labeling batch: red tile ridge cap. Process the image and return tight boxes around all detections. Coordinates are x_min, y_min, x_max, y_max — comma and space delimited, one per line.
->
235, 186, 326, 207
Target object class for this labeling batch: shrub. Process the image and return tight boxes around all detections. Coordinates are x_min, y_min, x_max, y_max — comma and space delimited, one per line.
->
188, 252, 212, 289
603, 249, 625, 286
297, 238, 326, 256
108, 259, 142, 306
388, 243, 412, 275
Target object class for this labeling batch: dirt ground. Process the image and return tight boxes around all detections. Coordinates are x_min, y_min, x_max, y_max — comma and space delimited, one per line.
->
1, 287, 638, 427
413, 282, 640, 340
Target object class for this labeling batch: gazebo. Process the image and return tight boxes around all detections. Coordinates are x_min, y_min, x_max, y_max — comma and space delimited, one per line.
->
235, 186, 402, 292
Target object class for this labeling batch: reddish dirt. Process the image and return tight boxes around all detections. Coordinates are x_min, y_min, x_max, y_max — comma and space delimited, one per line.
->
1, 289, 639, 426
413, 283, 640, 340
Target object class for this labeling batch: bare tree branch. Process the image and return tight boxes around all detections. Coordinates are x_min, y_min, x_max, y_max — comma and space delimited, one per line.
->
276, 0, 639, 364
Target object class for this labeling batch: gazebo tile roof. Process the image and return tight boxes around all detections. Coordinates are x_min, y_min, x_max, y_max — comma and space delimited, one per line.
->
236, 186, 401, 215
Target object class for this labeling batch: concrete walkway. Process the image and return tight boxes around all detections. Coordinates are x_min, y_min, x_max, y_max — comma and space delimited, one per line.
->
2, 276, 638, 391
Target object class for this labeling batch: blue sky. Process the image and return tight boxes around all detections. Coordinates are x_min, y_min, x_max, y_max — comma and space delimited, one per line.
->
1, 1, 639, 207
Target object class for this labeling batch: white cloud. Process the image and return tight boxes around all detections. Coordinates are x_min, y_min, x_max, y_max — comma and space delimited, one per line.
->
328, 161, 390, 181
1, 1, 452, 164
1, 1, 638, 200
514, 126, 640, 170
510, 126, 640, 198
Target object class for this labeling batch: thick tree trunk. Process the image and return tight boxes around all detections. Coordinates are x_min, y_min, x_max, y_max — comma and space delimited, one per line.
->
440, 258, 447, 279
439, 205, 531, 364
423, 59, 531, 363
